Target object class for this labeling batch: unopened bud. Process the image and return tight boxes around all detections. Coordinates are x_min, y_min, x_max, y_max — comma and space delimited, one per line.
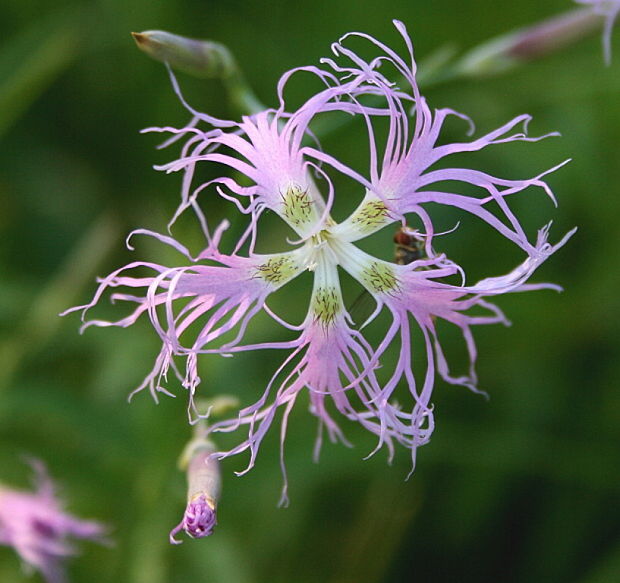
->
132, 30, 236, 79
455, 9, 603, 77
169, 439, 221, 544
132, 30, 264, 115
508, 8, 604, 60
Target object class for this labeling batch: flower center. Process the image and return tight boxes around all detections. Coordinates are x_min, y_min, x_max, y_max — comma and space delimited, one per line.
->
300, 227, 339, 271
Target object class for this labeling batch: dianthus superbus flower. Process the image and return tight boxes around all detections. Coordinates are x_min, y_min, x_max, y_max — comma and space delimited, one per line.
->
67, 21, 574, 499
0, 460, 106, 583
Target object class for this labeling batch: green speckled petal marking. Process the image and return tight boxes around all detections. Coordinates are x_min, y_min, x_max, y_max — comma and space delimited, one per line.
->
281, 184, 315, 227
361, 262, 399, 294
254, 255, 299, 286
350, 199, 390, 233
312, 286, 340, 326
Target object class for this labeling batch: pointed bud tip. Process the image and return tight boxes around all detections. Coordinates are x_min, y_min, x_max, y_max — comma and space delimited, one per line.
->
129, 29, 239, 80
131, 31, 162, 51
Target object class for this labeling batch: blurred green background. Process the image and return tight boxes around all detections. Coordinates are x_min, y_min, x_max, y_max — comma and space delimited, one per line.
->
1, 1, 619, 582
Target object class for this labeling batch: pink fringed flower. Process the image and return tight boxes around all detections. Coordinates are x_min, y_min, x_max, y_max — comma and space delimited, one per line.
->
576, 0, 620, 61
67, 21, 574, 499
0, 460, 106, 583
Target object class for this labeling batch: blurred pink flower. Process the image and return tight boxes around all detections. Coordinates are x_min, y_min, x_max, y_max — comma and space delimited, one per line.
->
0, 460, 107, 583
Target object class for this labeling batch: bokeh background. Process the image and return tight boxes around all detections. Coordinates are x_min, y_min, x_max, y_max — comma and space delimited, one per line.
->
1, 1, 619, 582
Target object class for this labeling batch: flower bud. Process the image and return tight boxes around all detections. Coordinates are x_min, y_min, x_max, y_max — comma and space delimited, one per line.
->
132, 30, 236, 79
131, 30, 264, 114
455, 9, 603, 77
169, 440, 221, 544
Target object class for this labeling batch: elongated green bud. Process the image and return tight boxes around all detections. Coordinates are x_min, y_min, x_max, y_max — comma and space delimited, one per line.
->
132, 30, 235, 78
454, 9, 604, 77
132, 30, 264, 114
